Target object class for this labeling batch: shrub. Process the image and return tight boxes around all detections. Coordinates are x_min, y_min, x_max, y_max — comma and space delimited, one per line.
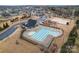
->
0, 27, 3, 31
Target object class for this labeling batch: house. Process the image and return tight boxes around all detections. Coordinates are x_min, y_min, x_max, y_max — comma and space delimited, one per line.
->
37, 15, 47, 25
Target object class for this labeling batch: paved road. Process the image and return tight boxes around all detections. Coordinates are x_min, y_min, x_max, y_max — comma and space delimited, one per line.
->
0, 26, 17, 40
0, 19, 28, 41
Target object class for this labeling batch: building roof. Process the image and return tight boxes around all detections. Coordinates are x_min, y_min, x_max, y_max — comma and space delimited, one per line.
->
50, 17, 71, 25
25, 19, 37, 28
37, 15, 47, 24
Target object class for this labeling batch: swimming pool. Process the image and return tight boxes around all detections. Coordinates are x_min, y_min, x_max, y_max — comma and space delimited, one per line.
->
23, 26, 63, 47
31, 27, 62, 42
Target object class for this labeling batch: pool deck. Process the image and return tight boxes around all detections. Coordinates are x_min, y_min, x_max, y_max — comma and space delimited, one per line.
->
0, 16, 75, 53
22, 25, 62, 48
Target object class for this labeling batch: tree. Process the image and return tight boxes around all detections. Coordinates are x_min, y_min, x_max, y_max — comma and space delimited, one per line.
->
5, 22, 9, 28
3, 23, 9, 29
60, 26, 78, 53
0, 27, 3, 31
76, 20, 79, 29
3, 23, 6, 29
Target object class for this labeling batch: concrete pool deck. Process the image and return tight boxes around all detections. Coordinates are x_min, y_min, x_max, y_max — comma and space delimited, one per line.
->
22, 25, 63, 48
0, 16, 75, 53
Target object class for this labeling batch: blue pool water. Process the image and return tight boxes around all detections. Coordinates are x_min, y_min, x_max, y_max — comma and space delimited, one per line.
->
32, 28, 62, 42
